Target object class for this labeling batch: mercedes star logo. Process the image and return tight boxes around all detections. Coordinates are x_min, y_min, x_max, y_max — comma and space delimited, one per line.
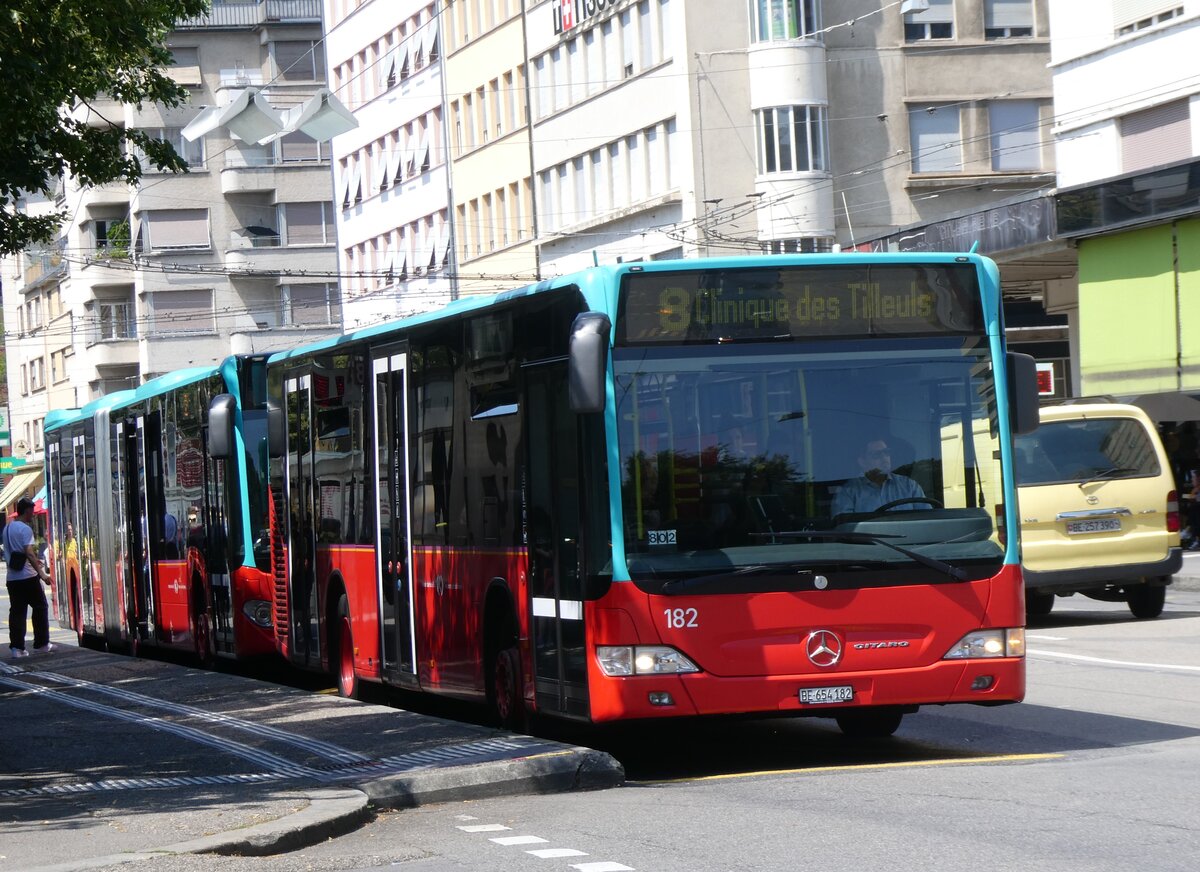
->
805, 629, 843, 668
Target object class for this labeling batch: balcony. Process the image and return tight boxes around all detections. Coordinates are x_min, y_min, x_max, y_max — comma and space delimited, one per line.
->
225, 237, 333, 274
177, 0, 321, 29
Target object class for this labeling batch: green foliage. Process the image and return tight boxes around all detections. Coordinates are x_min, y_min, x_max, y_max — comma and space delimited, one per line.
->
0, 1, 210, 254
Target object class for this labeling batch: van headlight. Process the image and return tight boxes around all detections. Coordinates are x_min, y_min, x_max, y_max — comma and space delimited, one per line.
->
596, 646, 700, 676
944, 628, 1025, 659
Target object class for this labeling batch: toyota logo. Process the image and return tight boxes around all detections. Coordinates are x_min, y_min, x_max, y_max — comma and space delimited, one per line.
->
805, 629, 843, 668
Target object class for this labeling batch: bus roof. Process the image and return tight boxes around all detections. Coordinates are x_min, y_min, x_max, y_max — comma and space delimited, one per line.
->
266, 252, 995, 366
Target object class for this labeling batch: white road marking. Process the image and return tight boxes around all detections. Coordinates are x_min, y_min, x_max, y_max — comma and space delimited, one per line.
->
491, 835, 549, 846
1026, 634, 1068, 641
457, 824, 511, 833
1029, 648, 1200, 673
571, 863, 635, 872
529, 848, 589, 858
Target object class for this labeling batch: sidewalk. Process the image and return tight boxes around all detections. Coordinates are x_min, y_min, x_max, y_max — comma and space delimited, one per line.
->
0, 643, 622, 872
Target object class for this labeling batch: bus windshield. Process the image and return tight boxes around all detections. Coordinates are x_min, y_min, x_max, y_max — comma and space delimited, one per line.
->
613, 336, 1005, 587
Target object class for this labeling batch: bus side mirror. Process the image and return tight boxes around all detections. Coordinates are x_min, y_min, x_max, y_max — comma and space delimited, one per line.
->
268, 404, 286, 458
208, 394, 237, 459
568, 311, 611, 414
1007, 352, 1040, 435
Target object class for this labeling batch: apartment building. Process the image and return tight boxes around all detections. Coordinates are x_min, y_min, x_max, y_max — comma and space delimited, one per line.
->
1, 0, 342, 477
1050, 0, 1200, 398
324, 0, 455, 328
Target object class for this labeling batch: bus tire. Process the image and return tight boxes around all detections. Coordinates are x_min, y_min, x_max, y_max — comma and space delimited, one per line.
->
1127, 580, 1166, 619
835, 707, 904, 738
1025, 589, 1055, 617
490, 645, 525, 732
334, 594, 359, 700
192, 580, 214, 668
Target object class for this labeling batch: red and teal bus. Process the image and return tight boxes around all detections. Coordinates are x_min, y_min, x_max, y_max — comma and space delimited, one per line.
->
43, 356, 277, 663
264, 253, 1038, 735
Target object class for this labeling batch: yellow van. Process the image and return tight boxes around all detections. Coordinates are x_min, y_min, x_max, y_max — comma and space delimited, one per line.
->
1014, 402, 1181, 618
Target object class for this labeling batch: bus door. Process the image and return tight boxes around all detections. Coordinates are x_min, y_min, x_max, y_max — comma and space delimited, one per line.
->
45, 438, 73, 626
524, 361, 589, 718
70, 432, 98, 633
202, 424, 235, 655
125, 418, 153, 643
100, 412, 130, 648
285, 374, 320, 666
372, 349, 417, 684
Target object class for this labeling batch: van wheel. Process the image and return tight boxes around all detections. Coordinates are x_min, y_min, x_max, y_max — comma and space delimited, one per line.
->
334, 594, 358, 699
836, 708, 904, 738
1127, 581, 1166, 619
1026, 589, 1055, 617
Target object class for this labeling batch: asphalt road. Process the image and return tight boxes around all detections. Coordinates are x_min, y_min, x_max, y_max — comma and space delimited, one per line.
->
41, 586, 1199, 872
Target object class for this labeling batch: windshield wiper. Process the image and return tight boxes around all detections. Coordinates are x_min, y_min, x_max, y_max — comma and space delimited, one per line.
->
762, 530, 971, 582
1078, 467, 1138, 488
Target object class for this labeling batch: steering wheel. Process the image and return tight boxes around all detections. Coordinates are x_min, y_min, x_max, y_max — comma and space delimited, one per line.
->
873, 497, 943, 513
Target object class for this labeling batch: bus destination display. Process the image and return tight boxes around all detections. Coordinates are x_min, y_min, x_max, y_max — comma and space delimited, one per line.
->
618, 264, 984, 344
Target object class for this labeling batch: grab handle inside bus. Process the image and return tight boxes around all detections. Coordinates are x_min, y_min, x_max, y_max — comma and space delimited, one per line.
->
569, 311, 612, 414
208, 394, 237, 459
1007, 351, 1040, 435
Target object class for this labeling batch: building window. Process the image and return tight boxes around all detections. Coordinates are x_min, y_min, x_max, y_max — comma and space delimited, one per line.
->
94, 217, 131, 254
756, 106, 828, 173
273, 40, 326, 81
984, 0, 1033, 38
1120, 99, 1191, 174
166, 46, 201, 86
148, 289, 214, 335
141, 209, 210, 251
281, 201, 336, 245
768, 238, 834, 254
51, 349, 69, 384
1115, 4, 1184, 37
282, 283, 341, 326
905, 0, 954, 41
139, 128, 205, 169
910, 106, 962, 173
751, 0, 821, 41
29, 357, 46, 392
990, 101, 1042, 171
278, 131, 328, 163
91, 298, 137, 342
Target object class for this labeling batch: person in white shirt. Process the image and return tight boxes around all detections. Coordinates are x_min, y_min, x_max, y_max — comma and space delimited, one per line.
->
832, 438, 927, 517
6, 497, 54, 658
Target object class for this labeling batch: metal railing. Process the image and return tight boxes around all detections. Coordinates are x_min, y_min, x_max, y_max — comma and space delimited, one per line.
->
177, 0, 322, 29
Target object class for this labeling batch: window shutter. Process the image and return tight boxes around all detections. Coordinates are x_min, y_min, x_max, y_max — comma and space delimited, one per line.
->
909, 107, 962, 173
145, 209, 209, 249
908, 0, 953, 23
986, 0, 1033, 29
1113, 0, 1176, 28
1121, 99, 1191, 173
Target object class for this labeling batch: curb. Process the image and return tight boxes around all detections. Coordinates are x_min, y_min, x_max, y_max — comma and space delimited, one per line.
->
20, 789, 371, 872
361, 745, 626, 809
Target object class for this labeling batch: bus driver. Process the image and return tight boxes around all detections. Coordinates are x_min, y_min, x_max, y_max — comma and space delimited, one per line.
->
832, 437, 926, 516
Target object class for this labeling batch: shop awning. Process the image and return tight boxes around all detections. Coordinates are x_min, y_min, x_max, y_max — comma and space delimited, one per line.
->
0, 466, 45, 514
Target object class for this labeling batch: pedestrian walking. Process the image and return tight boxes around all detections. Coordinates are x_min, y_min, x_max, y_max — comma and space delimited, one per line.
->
6, 496, 54, 658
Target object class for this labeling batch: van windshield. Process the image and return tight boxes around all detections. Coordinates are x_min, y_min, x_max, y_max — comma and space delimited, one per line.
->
1015, 417, 1161, 486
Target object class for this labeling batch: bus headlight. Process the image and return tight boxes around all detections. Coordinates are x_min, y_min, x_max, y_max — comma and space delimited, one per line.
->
943, 628, 1025, 659
596, 646, 700, 676
242, 599, 273, 629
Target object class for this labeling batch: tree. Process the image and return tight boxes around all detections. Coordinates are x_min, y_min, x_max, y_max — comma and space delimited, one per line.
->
0, 1, 209, 255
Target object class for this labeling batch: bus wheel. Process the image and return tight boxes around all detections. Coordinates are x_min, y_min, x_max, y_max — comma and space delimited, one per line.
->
836, 708, 904, 738
490, 646, 525, 732
1127, 581, 1166, 619
193, 612, 214, 668
335, 595, 358, 699
1026, 589, 1055, 617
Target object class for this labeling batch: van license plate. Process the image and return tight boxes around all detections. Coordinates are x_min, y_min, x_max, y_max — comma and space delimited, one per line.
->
1066, 519, 1121, 534
799, 686, 854, 705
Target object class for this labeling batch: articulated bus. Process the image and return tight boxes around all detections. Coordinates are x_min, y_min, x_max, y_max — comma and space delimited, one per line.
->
43, 356, 276, 662
264, 253, 1039, 735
